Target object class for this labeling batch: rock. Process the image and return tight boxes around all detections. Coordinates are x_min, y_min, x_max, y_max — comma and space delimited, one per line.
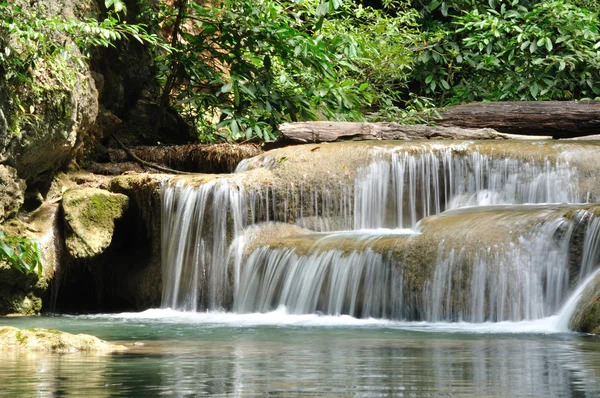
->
278, 121, 549, 144
0, 165, 25, 223
62, 188, 129, 258
439, 101, 600, 139
0, 0, 99, 188
0, 326, 127, 353
106, 174, 164, 307
569, 272, 600, 335
0, 204, 60, 315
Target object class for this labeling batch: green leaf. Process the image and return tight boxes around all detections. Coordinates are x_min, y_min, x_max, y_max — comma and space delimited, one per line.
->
530, 82, 539, 98
221, 83, 233, 94
441, 2, 449, 17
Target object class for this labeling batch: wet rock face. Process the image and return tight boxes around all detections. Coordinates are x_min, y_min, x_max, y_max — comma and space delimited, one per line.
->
0, 326, 127, 353
62, 188, 129, 259
0, 166, 25, 223
570, 272, 600, 335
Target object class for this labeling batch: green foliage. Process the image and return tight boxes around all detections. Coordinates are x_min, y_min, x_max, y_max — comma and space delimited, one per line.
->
411, 0, 600, 104
105, 0, 128, 14
0, 230, 42, 277
4, 0, 600, 144
319, 1, 437, 122
157, 0, 377, 142
569, 0, 600, 11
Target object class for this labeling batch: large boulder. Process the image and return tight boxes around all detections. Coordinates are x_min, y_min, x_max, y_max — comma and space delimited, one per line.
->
0, 326, 126, 353
62, 188, 129, 259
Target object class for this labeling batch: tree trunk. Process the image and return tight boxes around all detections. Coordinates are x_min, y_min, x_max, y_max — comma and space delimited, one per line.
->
439, 101, 600, 139
277, 121, 549, 144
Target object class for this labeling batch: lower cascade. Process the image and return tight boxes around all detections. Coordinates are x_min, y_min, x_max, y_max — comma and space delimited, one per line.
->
160, 142, 600, 327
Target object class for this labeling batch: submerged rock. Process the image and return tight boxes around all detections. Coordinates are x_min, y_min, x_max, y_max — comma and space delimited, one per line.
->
62, 188, 129, 258
0, 326, 127, 353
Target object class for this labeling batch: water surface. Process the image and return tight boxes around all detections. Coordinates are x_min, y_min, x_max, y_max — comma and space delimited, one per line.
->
2, 310, 600, 397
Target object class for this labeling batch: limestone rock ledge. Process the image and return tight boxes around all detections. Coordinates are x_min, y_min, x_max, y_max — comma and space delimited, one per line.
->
0, 326, 127, 353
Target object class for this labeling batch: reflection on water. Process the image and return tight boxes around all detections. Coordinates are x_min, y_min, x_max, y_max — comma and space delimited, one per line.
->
1, 315, 600, 397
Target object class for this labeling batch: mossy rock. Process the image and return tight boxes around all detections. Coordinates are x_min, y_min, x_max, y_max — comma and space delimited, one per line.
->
0, 326, 127, 353
62, 188, 129, 258
0, 264, 43, 315
570, 272, 600, 335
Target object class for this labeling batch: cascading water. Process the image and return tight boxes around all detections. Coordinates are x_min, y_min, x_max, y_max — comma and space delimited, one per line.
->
231, 208, 600, 322
354, 150, 578, 228
161, 179, 247, 311
161, 142, 600, 329
236, 145, 581, 230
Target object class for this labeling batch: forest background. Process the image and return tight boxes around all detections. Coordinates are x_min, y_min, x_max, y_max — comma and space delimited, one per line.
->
1, 0, 599, 143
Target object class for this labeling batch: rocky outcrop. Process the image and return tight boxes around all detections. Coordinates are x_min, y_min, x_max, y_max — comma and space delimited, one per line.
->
62, 188, 129, 259
0, 2, 99, 186
0, 326, 127, 353
104, 144, 263, 174
106, 174, 164, 307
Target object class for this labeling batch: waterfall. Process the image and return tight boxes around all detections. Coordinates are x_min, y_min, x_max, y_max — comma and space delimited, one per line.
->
239, 147, 580, 230
161, 179, 247, 311
234, 247, 403, 318
232, 210, 600, 322
354, 150, 579, 229
425, 216, 578, 322
161, 144, 596, 322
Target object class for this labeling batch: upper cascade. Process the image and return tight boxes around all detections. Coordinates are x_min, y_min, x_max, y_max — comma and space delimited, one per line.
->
160, 140, 600, 322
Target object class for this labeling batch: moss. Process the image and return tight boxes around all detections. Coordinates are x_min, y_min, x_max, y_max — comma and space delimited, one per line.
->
62, 188, 129, 258
15, 331, 26, 344
0, 326, 127, 352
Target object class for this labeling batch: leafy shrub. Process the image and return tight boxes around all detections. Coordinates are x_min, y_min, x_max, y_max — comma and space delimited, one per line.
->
0, 230, 42, 277
411, 0, 600, 104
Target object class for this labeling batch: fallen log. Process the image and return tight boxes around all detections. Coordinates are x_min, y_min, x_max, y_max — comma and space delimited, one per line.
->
561, 134, 600, 140
439, 101, 600, 139
278, 122, 550, 144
